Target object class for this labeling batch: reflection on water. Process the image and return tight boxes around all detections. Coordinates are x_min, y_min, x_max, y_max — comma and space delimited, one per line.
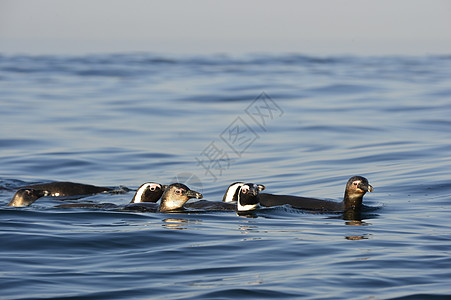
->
162, 218, 201, 230
237, 211, 259, 218
345, 235, 370, 241
237, 223, 259, 235
344, 219, 368, 226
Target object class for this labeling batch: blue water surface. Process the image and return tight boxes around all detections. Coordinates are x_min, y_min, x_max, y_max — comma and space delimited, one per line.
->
1, 53, 451, 299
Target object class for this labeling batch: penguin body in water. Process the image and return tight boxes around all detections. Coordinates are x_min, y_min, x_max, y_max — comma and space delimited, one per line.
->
258, 176, 373, 213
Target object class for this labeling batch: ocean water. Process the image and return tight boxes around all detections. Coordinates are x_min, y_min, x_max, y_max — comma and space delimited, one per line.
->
1, 53, 451, 299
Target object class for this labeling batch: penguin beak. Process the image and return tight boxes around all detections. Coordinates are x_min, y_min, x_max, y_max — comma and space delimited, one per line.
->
358, 183, 373, 193
186, 190, 203, 199
253, 188, 259, 196
249, 185, 260, 196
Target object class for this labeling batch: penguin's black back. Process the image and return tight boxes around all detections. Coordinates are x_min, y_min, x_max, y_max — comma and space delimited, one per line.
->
22, 182, 112, 196
259, 193, 344, 212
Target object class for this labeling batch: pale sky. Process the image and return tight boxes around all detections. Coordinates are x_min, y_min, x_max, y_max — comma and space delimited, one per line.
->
0, 0, 450, 55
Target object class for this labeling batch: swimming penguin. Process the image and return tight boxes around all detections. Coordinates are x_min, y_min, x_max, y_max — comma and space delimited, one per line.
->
56, 182, 165, 209
8, 189, 49, 207
258, 176, 373, 212
8, 181, 129, 207
58, 183, 202, 213
20, 181, 114, 197
214, 182, 266, 212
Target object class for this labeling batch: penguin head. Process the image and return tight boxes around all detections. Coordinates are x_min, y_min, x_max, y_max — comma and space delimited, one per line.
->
8, 188, 49, 207
130, 182, 164, 203
236, 183, 265, 212
344, 176, 373, 208
159, 183, 203, 212
346, 176, 373, 195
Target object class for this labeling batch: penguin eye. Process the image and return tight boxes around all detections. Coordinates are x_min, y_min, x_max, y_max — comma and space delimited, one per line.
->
149, 186, 156, 191
241, 187, 248, 194
174, 189, 183, 195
